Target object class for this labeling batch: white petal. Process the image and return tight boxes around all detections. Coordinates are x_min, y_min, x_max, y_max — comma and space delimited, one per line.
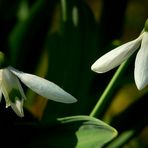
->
91, 34, 143, 73
1, 84, 11, 107
10, 99, 24, 117
0, 70, 2, 102
9, 67, 77, 104
0, 69, 2, 82
135, 32, 148, 90
0, 89, 2, 102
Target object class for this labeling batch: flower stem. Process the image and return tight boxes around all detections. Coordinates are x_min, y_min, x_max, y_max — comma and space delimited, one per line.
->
106, 125, 144, 148
89, 60, 129, 118
106, 130, 135, 148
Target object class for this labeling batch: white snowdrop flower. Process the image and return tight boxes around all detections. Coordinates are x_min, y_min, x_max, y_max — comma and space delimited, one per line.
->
91, 19, 148, 90
0, 53, 77, 117
0, 68, 26, 117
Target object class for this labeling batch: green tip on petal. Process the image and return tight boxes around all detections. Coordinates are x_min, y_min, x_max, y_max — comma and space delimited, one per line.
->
10, 99, 24, 117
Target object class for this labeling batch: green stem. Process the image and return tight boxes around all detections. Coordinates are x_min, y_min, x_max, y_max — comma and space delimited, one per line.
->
106, 130, 135, 148
61, 0, 67, 22
106, 125, 144, 148
89, 60, 129, 118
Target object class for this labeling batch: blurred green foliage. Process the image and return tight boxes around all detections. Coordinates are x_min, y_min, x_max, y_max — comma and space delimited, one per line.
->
0, 0, 148, 147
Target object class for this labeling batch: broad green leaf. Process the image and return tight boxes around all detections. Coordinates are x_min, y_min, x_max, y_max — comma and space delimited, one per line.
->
25, 116, 117, 148
42, 0, 98, 121
8, 0, 58, 72
59, 116, 118, 148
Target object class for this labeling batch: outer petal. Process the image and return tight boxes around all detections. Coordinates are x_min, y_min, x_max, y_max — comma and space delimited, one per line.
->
135, 32, 148, 90
0, 89, 2, 102
0, 70, 2, 102
91, 34, 143, 73
9, 67, 77, 104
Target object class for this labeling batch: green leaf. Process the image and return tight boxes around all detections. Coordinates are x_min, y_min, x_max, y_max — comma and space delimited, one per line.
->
8, 0, 58, 72
42, 0, 98, 121
25, 116, 117, 148
59, 116, 118, 148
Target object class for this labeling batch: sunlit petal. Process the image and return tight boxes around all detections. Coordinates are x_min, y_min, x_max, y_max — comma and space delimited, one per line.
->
91, 34, 143, 73
9, 67, 77, 103
0, 70, 2, 102
1, 86, 11, 107
135, 32, 148, 90
0, 89, 2, 102
0, 69, 2, 81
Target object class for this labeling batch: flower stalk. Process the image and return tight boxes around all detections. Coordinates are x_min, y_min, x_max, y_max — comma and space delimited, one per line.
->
90, 59, 129, 118
90, 18, 148, 118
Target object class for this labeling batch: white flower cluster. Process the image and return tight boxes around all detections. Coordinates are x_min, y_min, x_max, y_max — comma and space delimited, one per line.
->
91, 19, 148, 90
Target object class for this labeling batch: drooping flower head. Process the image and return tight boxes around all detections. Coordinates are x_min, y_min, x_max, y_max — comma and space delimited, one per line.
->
0, 52, 77, 117
91, 18, 148, 90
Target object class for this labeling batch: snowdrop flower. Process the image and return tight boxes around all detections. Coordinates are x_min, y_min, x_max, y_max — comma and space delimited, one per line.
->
91, 19, 148, 90
0, 52, 77, 117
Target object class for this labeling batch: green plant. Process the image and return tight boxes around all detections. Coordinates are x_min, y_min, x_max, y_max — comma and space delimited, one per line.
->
0, 0, 147, 147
